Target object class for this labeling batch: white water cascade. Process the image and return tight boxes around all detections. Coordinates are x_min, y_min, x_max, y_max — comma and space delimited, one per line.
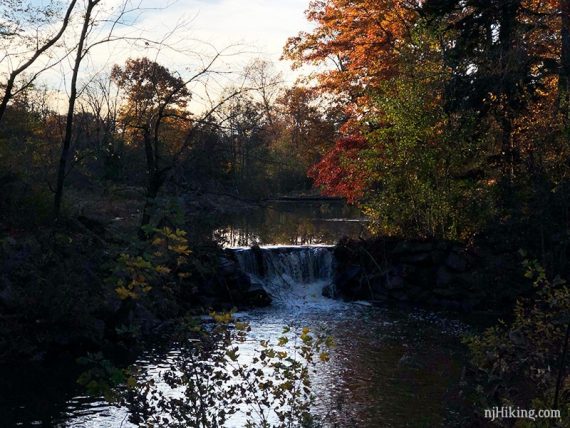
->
232, 246, 336, 309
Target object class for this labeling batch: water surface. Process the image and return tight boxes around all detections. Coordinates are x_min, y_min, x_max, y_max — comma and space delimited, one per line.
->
0, 303, 467, 427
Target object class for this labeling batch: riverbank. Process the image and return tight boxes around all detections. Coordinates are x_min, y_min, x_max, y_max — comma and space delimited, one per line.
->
1, 186, 355, 365
1, 189, 525, 365
0, 186, 270, 365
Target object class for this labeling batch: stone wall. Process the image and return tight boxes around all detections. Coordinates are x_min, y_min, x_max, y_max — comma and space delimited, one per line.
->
333, 237, 531, 311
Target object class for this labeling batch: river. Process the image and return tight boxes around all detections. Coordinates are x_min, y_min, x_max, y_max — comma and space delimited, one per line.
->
0, 201, 470, 427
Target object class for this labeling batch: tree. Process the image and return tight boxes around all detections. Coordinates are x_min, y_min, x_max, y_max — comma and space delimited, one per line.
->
277, 86, 340, 166
112, 57, 191, 222
244, 58, 283, 127
54, 0, 101, 219
272, 85, 342, 193
0, 0, 77, 124
558, 0, 570, 121
79, 74, 124, 182
300, 15, 495, 238
52, 0, 166, 218
308, 134, 368, 203
423, 0, 561, 180
283, 0, 420, 129
112, 56, 245, 228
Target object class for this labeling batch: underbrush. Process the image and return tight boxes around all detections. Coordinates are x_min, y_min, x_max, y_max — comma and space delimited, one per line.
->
466, 258, 570, 426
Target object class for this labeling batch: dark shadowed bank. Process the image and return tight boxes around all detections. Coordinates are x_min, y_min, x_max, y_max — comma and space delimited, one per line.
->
0, 190, 265, 364
332, 237, 528, 312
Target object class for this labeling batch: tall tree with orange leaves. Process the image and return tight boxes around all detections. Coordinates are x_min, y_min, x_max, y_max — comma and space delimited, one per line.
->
284, 0, 420, 127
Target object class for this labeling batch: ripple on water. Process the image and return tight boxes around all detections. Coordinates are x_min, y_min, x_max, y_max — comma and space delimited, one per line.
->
1, 303, 467, 427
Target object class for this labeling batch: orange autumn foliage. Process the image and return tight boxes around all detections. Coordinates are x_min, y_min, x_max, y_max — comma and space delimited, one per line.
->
284, 0, 419, 117
285, 0, 420, 200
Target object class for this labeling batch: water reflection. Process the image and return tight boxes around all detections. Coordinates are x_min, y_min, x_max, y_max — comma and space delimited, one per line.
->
0, 304, 467, 427
209, 201, 369, 247
238, 304, 467, 427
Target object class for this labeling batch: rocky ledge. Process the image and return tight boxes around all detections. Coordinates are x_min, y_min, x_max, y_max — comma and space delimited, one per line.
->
333, 237, 531, 311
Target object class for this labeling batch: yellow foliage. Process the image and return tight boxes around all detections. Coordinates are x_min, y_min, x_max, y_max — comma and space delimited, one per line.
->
113, 227, 193, 300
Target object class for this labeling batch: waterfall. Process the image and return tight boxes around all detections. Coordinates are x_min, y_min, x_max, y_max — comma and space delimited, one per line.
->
232, 246, 335, 308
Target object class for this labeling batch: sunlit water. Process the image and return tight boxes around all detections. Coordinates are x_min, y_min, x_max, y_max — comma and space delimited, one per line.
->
2, 304, 466, 427
0, 204, 469, 427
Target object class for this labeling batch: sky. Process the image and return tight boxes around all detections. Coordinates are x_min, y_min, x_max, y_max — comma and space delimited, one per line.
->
33, 0, 314, 111
167, 0, 310, 60
136, 0, 313, 81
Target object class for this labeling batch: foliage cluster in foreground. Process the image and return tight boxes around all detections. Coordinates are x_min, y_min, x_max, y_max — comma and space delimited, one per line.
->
112, 227, 193, 301
79, 312, 333, 427
466, 258, 570, 425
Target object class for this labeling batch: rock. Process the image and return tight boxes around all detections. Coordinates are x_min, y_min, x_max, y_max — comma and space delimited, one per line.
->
393, 241, 433, 255
461, 298, 480, 312
433, 287, 463, 298
354, 300, 374, 306
439, 299, 462, 310
445, 253, 468, 272
435, 241, 451, 251
243, 284, 271, 307
369, 297, 388, 305
0, 277, 18, 309
390, 290, 409, 301
368, 279, 386, 298
322, 284, 336, 298
334, 265, 363, 295
196, 277, 218, 297
428, 297, 440, 306
218, 256, 240, 275
406, 265, 436, 288
384, 268, 405, 290
430, 250, 447, 264
399, 252, 431, 265
436, 266, 453, 287
30, 351, 47, 362
406, 286, 423, 299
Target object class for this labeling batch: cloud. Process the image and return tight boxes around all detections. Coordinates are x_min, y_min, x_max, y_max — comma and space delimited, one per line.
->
3, 0, 313, 112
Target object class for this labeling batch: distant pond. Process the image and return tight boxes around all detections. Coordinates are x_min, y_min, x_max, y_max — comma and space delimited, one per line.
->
206, 199, 369, 247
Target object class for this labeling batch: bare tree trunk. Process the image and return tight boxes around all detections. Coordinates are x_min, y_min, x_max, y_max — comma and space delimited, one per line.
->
140, 129, 158, 232
0, 79, 16, 124
54, 0, 98, 219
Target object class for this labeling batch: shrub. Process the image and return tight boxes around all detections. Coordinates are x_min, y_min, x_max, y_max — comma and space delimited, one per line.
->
466, 257, 570, 424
